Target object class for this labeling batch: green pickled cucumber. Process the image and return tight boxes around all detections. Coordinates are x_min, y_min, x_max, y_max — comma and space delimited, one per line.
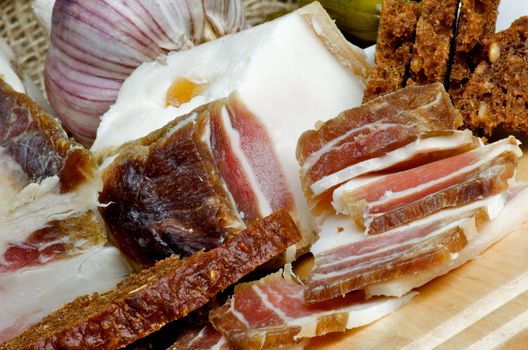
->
299, 0, 382, 44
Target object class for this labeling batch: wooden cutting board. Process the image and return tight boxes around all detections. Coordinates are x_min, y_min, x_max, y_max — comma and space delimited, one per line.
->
305, 150, 528, 350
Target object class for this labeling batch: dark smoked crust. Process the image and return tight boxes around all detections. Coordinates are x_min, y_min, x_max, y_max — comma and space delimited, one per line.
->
99, 103, 243, 267
407, 0, 460, 85
449, 0, 500, 102
363, 0, 420, 102
1, 210, 301, 350
0, 80, 95, 192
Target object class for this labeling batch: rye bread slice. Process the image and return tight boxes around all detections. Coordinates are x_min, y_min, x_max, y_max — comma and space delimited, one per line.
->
1, 210, 301, 350
449, 0, 500, 102
455, 17, 528, 134
407, 0, 460, 85
363, 0, 420, 102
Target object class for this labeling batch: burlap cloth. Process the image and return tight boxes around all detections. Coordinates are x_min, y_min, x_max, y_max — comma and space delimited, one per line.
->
0, 0, 299, 92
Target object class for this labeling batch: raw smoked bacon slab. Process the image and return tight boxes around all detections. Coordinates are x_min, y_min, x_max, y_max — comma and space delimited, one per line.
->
1, 210, 300, 350
100, 94, 294, 267
0, 79, 105, 271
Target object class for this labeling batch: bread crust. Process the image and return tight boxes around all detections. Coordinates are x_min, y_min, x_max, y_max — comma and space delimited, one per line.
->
449, 0, 500, 101
408, 0, 460, 85
1, 210, 300, 350
455, 17, 528, 135
363, 0, 420, 102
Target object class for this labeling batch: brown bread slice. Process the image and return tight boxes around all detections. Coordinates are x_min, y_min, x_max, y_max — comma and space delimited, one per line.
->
363, 0, 420, 102
408, 0, 460, 85
455, 17, 528, 134
1, 210, 301, 350
449, 0, 500, 102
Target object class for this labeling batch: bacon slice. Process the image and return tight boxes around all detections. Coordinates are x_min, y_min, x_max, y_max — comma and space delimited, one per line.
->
170, 325, 229, 350
305, 214, 481, 302
341, 137, 520, 234
209, 94, 293, 224
365, 185, 528, 298
297, 83, 463, 197
209, 270, 415, 350
2, 210, 301, 350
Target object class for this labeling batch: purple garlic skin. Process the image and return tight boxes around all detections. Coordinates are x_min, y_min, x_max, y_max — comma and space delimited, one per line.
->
45, 0, 247, 145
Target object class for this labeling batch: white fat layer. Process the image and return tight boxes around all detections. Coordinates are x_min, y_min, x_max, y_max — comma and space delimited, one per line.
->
310, 214, 366, 256
0, 39, 25, 93
352, 140, 522, 213
345, 292, 416, 329
93, 7, 365, 154
0, 175, 101, 258
219, 106, 272, 215
365, 185, 528, 298
93, 7, 368, 238
284, 244, 298, 264
295, 293, 416, 339
0, 246, 133, 341
312, 130, 477, 196
311, 218, 476, 281
312, 192, 507, 257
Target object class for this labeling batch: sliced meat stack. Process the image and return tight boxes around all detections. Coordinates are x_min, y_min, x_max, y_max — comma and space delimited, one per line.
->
296, 83, 527, 302
0, 79, 132, 342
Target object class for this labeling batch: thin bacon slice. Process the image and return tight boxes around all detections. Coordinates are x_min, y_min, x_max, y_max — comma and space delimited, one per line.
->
365, 185, 528, 298
209, 271, 414, 350
170, 325, 229, 350
209, 102, 263, 224
297, 83, 463, 197
341, 137, 521, 234
210, 93, 293, 224
305, 213, 482, 302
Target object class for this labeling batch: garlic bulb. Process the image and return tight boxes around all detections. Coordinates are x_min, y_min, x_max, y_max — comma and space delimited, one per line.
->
32, 0, 55, 34
44, 0, 247, 145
